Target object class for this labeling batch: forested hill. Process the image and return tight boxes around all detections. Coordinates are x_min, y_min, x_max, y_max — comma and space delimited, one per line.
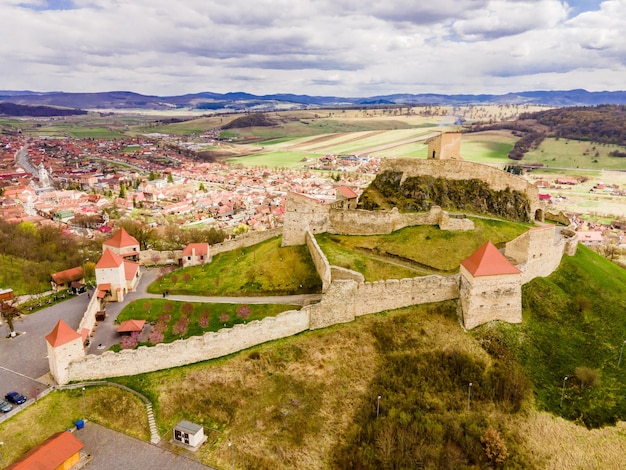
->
0, 102, 87, 117
519, 104, 626, 145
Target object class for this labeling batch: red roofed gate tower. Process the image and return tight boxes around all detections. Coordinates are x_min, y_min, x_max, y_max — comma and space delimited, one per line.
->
45, 320, 85, 385
459, 241, 522, 330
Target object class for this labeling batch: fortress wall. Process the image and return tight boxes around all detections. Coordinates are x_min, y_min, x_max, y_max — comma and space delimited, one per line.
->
308, 280, 358, 330
328, 207, 440, 235
77, 294, 102, 337
355, 275, 460, 316
139, 249, 183, 266
305, 230, 332, 292
331, 266, 365, 283
438, 212, 475, 231
459, 268, 522, 330
282, 193, 332, 246
68, 309, 310, 382
211, 228, 283, 256
545, 211, 572, 226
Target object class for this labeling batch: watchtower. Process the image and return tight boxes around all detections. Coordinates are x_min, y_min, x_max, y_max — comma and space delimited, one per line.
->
46, 320, 85, 385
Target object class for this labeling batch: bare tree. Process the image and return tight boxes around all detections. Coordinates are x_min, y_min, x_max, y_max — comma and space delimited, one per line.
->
0, 300, 22, 338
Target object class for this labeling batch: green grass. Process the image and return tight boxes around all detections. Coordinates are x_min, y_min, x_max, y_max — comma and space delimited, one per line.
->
66, 127, 126, 139
524, 138, 626, 171
460, 131, 517, 163
228, 150, 314, 168
474, 244, 626, 428
116, 299, 300, 345
316, 218, 530, 278
0, 254, 58, 295
148, 236, 322, 296
0, 386, 149, 466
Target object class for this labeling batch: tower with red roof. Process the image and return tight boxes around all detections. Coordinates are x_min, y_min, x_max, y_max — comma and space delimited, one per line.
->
102, 227, 140, 261
45, 320, 84, 385
459, 241, 522, 329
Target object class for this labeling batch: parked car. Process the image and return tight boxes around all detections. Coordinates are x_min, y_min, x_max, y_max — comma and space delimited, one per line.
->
0, 400, 12, 413
5, 392, 26, 405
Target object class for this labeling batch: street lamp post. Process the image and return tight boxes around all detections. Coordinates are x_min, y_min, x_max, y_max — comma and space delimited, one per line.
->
81, 387, 86, 420
0, 441, 4, 469
376, 395, 381, 418
560, 376, 569, 407
467, 382, 472, 411
228, 441, 234, 470
618, 340, 626, 367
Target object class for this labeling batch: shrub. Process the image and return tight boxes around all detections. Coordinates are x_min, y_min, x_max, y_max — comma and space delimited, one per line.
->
173, 316, 189, 336
481, 427, 509, 467
575, 366, 600, 390
237, 305, 251, 320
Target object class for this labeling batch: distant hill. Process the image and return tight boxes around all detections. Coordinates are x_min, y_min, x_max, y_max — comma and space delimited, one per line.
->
0, 102, 87, 117
2, 89, 626, 112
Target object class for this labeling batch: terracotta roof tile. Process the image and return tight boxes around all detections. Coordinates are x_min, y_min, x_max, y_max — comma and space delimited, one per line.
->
461, 241, 521, 277
8, 431, 83, 470
103, 227, 139, 248
182, 243, 209, 257
45, 320, 82, 347
117, 319, 146, 333
95, 248, 124, 269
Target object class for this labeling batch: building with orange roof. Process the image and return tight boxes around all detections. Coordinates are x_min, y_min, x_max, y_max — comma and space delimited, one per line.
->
102, 227, 140, 260
181, 242, 210, 268
335, 185, 358, 209
95, 248, 140, 302
459, 241, 522, 330
45, 320, 84, 385
50, 266, 84, 292
6, 431, 84, 470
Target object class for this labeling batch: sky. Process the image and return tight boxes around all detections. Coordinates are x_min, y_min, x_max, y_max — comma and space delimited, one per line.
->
1, 0, 624, 97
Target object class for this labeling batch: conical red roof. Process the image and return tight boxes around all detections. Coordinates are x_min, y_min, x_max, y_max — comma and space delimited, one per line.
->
95, 248, 124, 269
461, 241, 521, 276
45, 320, 82, 347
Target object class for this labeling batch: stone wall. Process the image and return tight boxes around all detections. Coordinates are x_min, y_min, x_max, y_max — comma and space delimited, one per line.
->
305, 230, 331, 293
211, 228, 283, 256
355, 275, 460, 316
459, 268, 522, 330
330, 266, 365, 283
308, 280, 358, 330
77, 294, 102, 336
328, 206, 441, 235
282, 193, 332, 246
139, 249, 183, 266
68, 309, 310, 382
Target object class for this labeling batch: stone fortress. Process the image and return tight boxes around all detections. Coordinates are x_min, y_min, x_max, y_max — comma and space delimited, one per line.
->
47, 132, 578, 385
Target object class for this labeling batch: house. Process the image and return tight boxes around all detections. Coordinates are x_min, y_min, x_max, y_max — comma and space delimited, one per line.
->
6, 431, 84, 470
335, 185, 358, 209
50, 266, 84, 292
173, 420, 206, 450
0, 288, 14, 302
95, 248, 140, 302
181, 242, 210, 268
576, 231, 604, 246
102, 227, 140, 261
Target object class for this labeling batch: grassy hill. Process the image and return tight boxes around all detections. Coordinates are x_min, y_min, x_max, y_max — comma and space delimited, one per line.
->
101, 245, 626, 469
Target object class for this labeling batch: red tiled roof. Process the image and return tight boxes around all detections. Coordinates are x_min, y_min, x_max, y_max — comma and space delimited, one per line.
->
117, 319, 146, 333
103, 227, 139, 248
337, 185, 358, 199
460, 241, 521, 277
45, 320, 82, 347
96, 248, 124, 269
8, 431, 83, 470
182, 243, 209, 257
50, 266, 84, 285
123, 260, 140, 281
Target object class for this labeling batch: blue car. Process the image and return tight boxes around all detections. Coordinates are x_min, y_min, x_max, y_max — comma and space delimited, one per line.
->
5, 392, 26, 405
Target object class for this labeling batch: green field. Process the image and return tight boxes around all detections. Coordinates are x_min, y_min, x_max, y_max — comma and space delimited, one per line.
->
316, 217, 530, 279
523, 138, 626, 171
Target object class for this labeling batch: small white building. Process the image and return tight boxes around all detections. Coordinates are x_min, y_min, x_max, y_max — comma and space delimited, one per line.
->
173, 420, 206, 450
181, 242, 210, 268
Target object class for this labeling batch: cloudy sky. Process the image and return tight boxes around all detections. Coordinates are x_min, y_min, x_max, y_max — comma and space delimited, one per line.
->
1, 0, 623, 97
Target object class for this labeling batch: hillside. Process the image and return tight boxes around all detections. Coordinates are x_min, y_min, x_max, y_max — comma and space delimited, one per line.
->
90, 245, 626, 469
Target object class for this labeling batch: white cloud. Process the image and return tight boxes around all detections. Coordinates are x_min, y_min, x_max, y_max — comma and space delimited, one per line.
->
0, 0, 623, 96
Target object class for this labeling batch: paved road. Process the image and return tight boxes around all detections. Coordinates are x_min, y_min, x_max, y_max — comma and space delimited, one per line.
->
75, 421, 214, 469
0, 292, 91, 400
